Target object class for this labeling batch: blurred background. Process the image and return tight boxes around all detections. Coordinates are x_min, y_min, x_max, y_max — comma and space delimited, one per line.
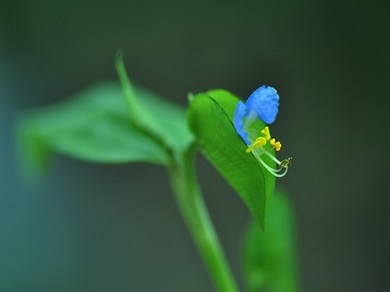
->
1, 0, 389, 291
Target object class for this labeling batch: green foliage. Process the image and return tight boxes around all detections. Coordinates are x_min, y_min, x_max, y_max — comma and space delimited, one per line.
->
17, 80, 193, 175
17, 83, 165, 173
116, 54, 193, 154
242, 191, 299, 292
187, 90, 275, 229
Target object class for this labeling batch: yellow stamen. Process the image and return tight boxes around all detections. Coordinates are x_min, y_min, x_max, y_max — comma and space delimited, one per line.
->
261, 126, 271, 140
244, 126, 290, 177
246, 136, 267, 153
270, 138, 282, 151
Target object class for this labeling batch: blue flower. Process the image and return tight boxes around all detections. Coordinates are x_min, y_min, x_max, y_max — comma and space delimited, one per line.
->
233, 85, 291, 177
233, 85, 279, 145
246, 85, 279, 124
233, 101, 250, 145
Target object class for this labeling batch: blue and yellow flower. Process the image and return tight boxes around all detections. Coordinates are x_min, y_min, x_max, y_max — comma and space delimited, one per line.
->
233, 85, 291, 177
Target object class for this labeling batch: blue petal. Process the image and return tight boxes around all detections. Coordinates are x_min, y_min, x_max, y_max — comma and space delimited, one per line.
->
233, 101, 250, 145
245, 85, 279, 124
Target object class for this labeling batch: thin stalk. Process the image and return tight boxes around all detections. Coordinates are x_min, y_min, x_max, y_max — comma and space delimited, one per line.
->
168, 148, 239, 292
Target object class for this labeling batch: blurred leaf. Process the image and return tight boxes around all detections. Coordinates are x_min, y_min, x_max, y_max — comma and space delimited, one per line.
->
116, 54, 193, 153
242, 191, 300, 292
17, 82, 186, 175
187, 91, 276, 229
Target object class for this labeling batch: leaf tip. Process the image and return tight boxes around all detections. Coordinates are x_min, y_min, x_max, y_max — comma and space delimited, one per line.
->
15, 117, 53, 183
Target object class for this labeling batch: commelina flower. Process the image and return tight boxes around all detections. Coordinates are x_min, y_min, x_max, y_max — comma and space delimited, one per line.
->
233, 85, 291, 177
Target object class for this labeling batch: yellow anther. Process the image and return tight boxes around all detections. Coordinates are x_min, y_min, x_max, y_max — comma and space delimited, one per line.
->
254, 137, 267, 147
245, 147, 253, 153
246, 137, 267, 153
270, 138, 282, 151
261, 126, 271, 140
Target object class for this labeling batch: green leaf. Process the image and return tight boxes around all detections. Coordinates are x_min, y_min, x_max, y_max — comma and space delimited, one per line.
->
17, 82, 175, 175
135, 86, 194, 153
242, 191, 300, 292
187, 90, 276, 229
116, 54, 193, 153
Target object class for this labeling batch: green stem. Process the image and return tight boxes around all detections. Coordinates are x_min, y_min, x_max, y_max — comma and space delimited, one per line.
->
168, 148, 239, 292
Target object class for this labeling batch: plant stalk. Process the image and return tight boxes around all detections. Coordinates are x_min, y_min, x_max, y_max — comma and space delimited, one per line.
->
168, 148, 239, 292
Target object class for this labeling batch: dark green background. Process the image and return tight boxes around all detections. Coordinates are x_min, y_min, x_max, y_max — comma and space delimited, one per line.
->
1, 1, 389, 291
